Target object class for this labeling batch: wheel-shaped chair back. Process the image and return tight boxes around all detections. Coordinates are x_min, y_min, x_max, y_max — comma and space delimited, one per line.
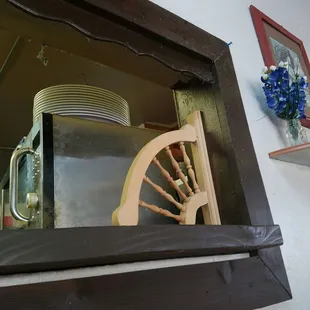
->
112, 111, 221, 225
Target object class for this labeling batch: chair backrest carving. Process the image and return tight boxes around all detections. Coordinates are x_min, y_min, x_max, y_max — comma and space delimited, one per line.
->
112, 111, 221, 226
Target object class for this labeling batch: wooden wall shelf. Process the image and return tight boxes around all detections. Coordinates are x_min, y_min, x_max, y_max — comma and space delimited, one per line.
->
269, 143, 310, 166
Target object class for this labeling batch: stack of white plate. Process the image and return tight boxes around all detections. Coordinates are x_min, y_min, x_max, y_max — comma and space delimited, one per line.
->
33, 84, 130, 126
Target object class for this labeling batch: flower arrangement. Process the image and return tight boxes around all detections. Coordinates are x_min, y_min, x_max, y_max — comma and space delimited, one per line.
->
261, 61, 308, 120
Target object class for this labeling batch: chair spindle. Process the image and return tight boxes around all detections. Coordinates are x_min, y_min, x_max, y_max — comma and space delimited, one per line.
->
153, 157, 188, 201
139, 200, 182, 222
165, 146, 194, 196
179, 142, 200, 194
143, 176, 185, 211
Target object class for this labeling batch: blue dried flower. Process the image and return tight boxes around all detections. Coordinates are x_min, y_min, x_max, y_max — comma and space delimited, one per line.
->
261, 65, 308, 119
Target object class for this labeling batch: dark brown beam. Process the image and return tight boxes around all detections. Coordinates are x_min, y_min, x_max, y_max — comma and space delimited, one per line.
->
0, 225, 282, 274
6, 0, 214, 84
83, 0, 227, 61
0, 256, 290, 310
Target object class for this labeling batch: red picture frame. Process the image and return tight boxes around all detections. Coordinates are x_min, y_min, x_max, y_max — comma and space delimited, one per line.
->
250, 5, 310, 128
250, 5, 310, 70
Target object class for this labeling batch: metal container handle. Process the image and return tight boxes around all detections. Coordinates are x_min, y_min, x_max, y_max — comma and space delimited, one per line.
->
9, 147, 35, 222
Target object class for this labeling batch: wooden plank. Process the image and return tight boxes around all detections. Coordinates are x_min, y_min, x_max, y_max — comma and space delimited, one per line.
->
173, 83, 251, 225
0, 257, 290, 310
214, 50, 291, 296
81, 0, 227, 61
187, 111, 221, 224
259, 248, 292, 298
214, 49, 274, 227
5, 0, 214, 84
0, 225, 282, 274
269, 143, 310, 167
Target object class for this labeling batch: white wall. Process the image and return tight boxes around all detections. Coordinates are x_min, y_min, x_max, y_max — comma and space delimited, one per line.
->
150, 0, 310, 309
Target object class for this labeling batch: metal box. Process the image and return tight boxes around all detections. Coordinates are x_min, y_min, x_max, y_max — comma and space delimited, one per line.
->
0, 114, 179, 229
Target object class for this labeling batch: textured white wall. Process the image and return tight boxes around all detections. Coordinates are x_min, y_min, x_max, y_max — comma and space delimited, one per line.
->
150, 0, 310, 309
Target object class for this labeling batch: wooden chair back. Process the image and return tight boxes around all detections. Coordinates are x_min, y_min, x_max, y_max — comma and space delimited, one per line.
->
112, 111, 221, 225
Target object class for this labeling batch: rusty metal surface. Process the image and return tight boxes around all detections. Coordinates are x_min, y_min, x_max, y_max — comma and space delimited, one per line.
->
52, 115, 178, 227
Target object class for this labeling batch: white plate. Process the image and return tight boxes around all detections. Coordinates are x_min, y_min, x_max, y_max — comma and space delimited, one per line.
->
34, 100, 129, 114
35, 111, 130, 126
34, 106, 129, 122
34, 110, 130, 126
33, 85, 130, 125
34, 108, 129, 123
34, 103, 129, 118
34, 87, 128, 106
34, 89, 129, 109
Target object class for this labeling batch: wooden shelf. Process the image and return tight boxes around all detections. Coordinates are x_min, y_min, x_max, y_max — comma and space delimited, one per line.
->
269, 143, 310, 166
